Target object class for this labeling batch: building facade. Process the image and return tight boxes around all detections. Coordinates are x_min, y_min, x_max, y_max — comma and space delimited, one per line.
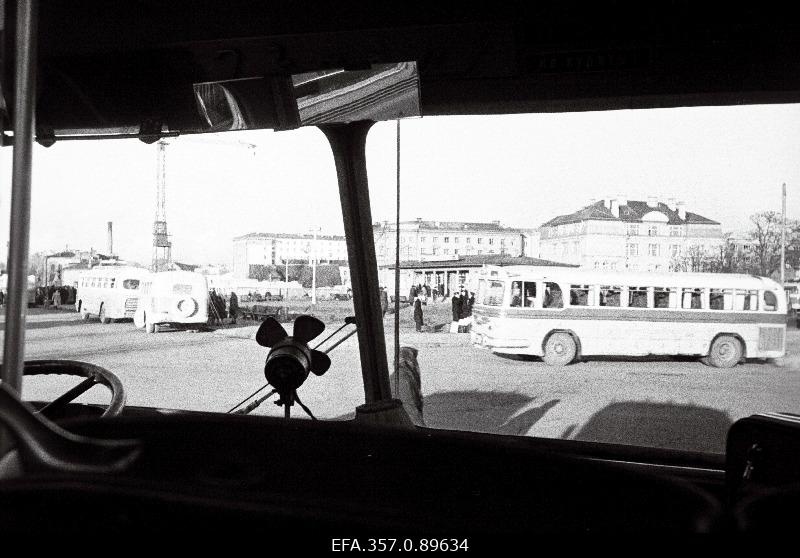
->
539, 197, 724, 272
373, 219, 538, 266
232, 232, 348, 278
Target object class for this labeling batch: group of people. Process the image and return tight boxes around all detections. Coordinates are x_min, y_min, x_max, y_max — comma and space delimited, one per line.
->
450, 286, 475, 333
405, 283, 475, 333
35, 285, 76, 309
208, 289, 239, 325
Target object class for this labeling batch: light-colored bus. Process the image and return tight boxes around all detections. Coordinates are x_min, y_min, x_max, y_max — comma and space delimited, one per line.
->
133, 270, 209, 333
75, 266, 149, 323
471, 266, 786, 368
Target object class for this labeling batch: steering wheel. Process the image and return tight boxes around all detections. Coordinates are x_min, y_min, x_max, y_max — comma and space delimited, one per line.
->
22, 360, 126, 419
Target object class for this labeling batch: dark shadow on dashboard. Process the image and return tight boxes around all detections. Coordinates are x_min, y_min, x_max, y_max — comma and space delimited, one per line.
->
569, 401, 733, 454
423, 391, 559, 435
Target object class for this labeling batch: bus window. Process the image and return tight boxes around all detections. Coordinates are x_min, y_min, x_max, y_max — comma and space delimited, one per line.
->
682, 288, 703, 309
763, 290, 778, 311
628, 286, 648, 308
481, 280, 504, 306
599, 286, 621, 307
543, 282, 563, 309
523, 282, 536, 307
734, 289, 758, 310
174, 284, 193, 295
709, 288, 733, 310
654, 287, 675, 309
123, 279, 140, 290
510, 281, 522, 307
570, 284, 591, 306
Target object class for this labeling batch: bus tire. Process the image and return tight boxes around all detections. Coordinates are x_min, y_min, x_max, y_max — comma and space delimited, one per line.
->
78, 301, 90, 320
707, 335, 742, 368
98, 304, 110, 324
543, 332, 577, 366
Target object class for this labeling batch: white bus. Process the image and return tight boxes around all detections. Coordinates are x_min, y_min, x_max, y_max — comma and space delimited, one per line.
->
471, 266, 787, 368
75, 266, 149, 323
133, 270, 209, 333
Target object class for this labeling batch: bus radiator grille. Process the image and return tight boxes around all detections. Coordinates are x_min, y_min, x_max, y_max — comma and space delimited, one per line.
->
758, 327, 784, 351
124, 298, 139, 317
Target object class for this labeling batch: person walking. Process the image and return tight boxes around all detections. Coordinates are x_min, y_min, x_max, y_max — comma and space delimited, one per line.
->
52, 288, 62, 310
413, 294, 424, 332
379, 287, 389, 318
229, 291, 239, 324
450, 291, 461, 333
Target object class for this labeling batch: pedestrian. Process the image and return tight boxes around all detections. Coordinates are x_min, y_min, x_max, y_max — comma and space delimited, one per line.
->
413, 294, 424, 332
450, 291, 461, 333
52, 288, 62, 310
229, 291, 239, 324
408, 285, 416, 306
0, 289, 5, 307
379, 287, 389, 318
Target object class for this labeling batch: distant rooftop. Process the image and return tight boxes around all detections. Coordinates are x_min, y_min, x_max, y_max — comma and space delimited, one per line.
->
234, 232, 346, 242
374, 219, 529, 233
542, 199, 719, 227
385, 254, 576, 270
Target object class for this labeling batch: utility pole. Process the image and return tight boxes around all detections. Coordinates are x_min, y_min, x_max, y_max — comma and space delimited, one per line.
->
311, 227, 319, 305
781, 183, 786, 284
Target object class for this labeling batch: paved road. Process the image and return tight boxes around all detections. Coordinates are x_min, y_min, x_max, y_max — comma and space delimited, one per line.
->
5, 311, 800, 454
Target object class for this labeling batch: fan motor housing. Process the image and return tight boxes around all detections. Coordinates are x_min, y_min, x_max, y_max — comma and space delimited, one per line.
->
264, 338, 312, 392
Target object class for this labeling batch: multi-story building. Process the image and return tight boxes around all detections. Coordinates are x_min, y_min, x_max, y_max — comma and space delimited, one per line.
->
373, 219, 537, 266
539, 197, 724, 272
232, 232, 348, 278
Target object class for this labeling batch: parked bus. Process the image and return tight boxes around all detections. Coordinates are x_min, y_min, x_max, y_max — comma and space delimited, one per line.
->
0, 274, 36, 306
75, 266, 149, 323
471, 266, 786, 368
133, 271, 209, 333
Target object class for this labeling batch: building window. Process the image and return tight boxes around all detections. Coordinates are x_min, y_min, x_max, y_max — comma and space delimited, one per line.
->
420, 236, 426, 242
454, 237, 459, 243
477, 250, 482, 254
626, 243, 638, 257
648, 244, 660, 257
444, 248, 450, 254
477, 238, 483, 244
648, 225, 658, 236
671, 244, 680, 257
489, 238, 494, 245
670, 226, 682, 237
628, 224, 639, 236
444, 237, 449, 243
466, 237, 471, 244
454, 249, 459, 255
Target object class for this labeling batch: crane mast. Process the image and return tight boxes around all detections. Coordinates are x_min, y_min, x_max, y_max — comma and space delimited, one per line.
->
152, 140, 172, 272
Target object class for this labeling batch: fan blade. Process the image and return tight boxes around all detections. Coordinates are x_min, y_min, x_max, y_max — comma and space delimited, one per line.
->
309, 349, 331, 376
292, 315, 325, 343
255, 318, 288, 347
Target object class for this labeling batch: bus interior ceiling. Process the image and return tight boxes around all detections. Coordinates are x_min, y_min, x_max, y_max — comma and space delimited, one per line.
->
6, 1, 798, 139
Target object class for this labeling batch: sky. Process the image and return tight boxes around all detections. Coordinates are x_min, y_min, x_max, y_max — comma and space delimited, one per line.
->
1, 103, 799, 267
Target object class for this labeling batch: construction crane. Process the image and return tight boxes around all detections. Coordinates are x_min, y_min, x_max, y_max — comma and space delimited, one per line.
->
151, 136, 257, 272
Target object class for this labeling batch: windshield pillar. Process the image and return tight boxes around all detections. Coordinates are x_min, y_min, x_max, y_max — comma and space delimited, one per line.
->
320, 122, 392, 404
2, 0, 39, 394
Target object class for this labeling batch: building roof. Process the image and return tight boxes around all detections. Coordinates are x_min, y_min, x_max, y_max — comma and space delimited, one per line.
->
384, 254, 577, 270
541, 200, 719, 227
374, 220, 527, 234
233, 232, 346, 242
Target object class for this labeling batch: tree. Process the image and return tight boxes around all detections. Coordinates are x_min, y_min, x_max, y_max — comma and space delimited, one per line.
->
296, 264, 343, 288
248, 264, 281, 282
748, 211, 783, 277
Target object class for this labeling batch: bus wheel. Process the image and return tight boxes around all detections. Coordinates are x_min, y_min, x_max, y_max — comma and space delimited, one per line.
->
78, 302, 90, 320
707, 335, 742, 368
543, 332, 577, 366
98, 305, 110, 324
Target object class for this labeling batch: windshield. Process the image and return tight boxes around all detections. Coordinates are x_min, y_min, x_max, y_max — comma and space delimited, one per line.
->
3, 104, 800, 455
